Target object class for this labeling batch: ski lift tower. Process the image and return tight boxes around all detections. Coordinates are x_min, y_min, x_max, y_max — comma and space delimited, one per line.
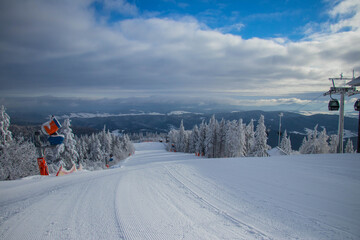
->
347, 75, 360, 153
323, 72, 359, 153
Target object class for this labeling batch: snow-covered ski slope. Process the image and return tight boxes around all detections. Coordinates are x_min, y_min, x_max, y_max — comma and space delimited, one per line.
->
0, 142, 359, 240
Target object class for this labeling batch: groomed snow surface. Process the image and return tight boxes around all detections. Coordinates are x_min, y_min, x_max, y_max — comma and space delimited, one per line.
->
1, 142, 359, 240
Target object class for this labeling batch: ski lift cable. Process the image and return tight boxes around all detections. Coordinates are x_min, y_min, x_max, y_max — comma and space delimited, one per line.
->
291, 93, 324, 113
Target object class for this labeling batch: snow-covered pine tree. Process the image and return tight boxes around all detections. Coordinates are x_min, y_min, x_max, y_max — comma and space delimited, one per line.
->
188, 125, 198, 153
303, 126, 317, 154
329, 134, 339, 153
299, 137, 308, 154
217, 119, 226, 158
167, 129, 179, 152
60, 118, 79, 167
299, 125, 330, 154
0, 105, 13, 148
318, 128, 330, 154
236, 119, 246, 157
89, 134, 104, 162
225, 120, 238, 157
253, 115, 270, 157
112, 135, 125, 160
121, 134, 135, 157
280, 130, 292, 155
345, 139, 355, 153
99, 126, 112, 158
75, 136, 85, 164
82, 135, 91, 160
299, 126, 315, 154
176, 120, 187, 153
0, 137, 37, 180
205, 115, 218, 158
196, 121, 207, 156
0, 107, 39, 180
245, 119, 255, 156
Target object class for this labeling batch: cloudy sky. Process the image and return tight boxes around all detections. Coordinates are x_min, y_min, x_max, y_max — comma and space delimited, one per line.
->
0, 0, 359, 113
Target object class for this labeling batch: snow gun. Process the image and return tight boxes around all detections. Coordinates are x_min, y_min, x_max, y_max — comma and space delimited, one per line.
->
41, 116, 65, 145
34, 116, 65, 175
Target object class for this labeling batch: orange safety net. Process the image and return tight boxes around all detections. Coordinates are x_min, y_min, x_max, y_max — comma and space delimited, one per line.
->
56, 164, 82, 176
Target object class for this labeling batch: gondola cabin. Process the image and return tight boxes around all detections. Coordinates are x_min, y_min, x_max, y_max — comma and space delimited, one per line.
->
328, 99, 340, 111
354, 99, 360, 111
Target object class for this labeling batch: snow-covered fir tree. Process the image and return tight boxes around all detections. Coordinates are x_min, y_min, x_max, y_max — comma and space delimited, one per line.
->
253, 115, 270, 157
0, 107, 36, 179
225, 120, 238, 158
225, 119, 246, 158
75, 136, 85, 164
90, 134, 104, 162
73, 129, 134, 170
99, 126, 112, 158
280, 130, 292, 155
299, 125, 317, 154
329, 134, 339, 153
205, 115, 218, 158
60, 118, 79, 167
111, 135, 123, 159
318, 128, 330, 154
188, 125, 199, 154
217, 119, 227, 158
0, 137, 38, 180
299, 125, 330, 154
176, 120, 187, 153
119, 134, 135, 158
0, 105, 13, 148
345, 139, 355, 153
169, 116, 269, 159
245, 119, 255, 156
0, 106, 38, 180
236, 119, 246, 157
167, 129, 178, 152
196, 121, 207, 156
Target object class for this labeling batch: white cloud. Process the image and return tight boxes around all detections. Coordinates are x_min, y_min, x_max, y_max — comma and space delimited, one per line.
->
0, 0, 359, 104
306, 0, 360, 35
225, 98, 313, 107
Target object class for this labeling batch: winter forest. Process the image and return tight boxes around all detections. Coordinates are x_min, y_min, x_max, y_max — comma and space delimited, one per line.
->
167, 115, 356, 158
0, 106, 134, 180
0, 104, 357, 181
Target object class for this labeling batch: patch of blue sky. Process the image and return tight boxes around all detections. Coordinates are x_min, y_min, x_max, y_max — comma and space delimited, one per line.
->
94, 0, 332, 41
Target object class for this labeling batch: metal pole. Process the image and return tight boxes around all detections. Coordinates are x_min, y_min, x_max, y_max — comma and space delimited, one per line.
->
357, 111, 360, 153
278, 113, 283, 146
338, 92, 345, 153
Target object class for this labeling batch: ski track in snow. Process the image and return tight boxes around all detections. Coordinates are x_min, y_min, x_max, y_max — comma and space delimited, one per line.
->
0, 142, 359, 240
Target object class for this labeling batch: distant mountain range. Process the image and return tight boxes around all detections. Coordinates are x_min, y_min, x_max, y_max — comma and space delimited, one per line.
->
10, 110, 358, 151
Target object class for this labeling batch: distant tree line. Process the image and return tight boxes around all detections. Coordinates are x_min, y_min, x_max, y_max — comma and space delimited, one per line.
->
0, 105, 134, 180
167, 115, 273, 158
299, 125, 355, 154
46, 120, 135, 172
167, 115, 356, 157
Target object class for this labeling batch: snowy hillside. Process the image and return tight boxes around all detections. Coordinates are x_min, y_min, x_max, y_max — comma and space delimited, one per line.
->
0, 142, 359, 239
